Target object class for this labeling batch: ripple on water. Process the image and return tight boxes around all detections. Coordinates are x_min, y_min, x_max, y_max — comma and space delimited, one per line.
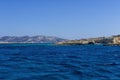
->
0, 44, 120, 80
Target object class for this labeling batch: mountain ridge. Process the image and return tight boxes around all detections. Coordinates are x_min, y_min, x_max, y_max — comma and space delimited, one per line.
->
0, 35, 67, 43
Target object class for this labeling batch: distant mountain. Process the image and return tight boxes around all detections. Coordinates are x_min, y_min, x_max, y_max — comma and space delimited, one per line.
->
0, 36, 67, 43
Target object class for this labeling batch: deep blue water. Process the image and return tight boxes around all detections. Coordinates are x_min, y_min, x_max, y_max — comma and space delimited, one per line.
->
0, 44, 120, 80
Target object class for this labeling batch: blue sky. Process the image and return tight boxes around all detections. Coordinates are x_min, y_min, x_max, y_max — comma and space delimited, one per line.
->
0, 0, 120, 39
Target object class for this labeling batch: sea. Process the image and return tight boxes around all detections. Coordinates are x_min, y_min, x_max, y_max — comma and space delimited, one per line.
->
0, 43, 120, 80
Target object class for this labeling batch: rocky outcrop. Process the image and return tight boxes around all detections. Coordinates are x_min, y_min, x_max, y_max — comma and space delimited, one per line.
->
113, 37, 120, 44
0, 36, 67, 43
58, 35, 120, 45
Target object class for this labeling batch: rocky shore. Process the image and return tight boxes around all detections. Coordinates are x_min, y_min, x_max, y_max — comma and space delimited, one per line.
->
57, 35, 120, 45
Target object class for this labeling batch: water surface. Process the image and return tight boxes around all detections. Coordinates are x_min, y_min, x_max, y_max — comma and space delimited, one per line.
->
0, 44, 120, 80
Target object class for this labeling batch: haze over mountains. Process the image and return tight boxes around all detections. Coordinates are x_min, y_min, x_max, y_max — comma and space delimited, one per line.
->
0, 35, 67, 43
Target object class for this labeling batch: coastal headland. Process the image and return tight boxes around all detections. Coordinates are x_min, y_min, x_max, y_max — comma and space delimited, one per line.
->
57, 35, 120, 45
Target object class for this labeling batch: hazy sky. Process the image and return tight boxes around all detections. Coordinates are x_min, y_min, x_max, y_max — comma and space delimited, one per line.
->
0, 0, 120, 39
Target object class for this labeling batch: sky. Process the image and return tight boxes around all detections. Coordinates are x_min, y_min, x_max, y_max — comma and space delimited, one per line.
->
0, 0, 120, 39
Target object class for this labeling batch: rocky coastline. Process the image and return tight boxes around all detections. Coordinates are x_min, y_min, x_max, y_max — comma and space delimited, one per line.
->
57, 35, 120, 46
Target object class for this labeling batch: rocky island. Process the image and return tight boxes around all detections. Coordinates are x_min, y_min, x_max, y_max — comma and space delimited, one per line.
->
57, 35, 120, 45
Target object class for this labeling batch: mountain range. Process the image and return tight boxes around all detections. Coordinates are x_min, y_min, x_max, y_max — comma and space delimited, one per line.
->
0, 35, 67, 43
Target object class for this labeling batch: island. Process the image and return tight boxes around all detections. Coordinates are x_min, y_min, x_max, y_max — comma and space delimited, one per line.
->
0, 35, 120, 46
0, 35, 67, 44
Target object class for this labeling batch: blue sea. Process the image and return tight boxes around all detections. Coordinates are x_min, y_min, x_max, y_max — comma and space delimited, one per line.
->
0, 43, 120, 80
